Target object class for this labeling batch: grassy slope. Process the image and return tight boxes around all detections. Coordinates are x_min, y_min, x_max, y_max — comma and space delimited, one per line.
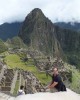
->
71, 68, 80, 93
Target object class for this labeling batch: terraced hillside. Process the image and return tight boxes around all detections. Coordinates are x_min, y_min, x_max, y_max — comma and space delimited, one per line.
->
0, 49, 80, 95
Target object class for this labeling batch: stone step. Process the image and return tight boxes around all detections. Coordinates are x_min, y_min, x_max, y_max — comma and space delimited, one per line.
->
1, 86, 11, 92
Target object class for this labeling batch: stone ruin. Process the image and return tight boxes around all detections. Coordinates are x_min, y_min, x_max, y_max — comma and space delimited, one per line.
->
0, 51, 72, 96
0, 62, 45, 96
0, 66, 18, 94
20, 70, 45, 94
26, 50, 72, 87
31, 56, 72, 86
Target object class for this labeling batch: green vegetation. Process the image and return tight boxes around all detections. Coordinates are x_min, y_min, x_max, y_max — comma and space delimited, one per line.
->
6, 36, 27, 49
64, 63, 80, 93
11, 36, 26, 48
0, 39, 8, 53
70, 68, 80, 93
13, 80, 19, 95
4, 54, 51, 85
66, 52, 80, 69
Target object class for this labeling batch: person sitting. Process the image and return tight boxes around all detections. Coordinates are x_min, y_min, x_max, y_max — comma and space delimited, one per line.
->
18, 85, 25, 96
46, 67, 66, 92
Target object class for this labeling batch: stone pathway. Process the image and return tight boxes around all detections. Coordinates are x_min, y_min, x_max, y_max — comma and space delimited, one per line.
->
0, 92, 15, 100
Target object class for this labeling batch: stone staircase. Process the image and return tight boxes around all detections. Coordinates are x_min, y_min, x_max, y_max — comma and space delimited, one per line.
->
0, 69, 15, 94
0, 61, 45, 95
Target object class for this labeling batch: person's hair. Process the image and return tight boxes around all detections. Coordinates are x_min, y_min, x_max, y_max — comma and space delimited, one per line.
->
20, 85, 24, 90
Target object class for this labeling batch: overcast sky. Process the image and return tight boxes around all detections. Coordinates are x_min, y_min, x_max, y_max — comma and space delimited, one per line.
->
0, 0, 80, 24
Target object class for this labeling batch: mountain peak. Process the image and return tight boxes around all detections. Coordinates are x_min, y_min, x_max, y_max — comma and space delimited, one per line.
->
18, 8, 62, 57
27, 8, 45, 19
31, 8, 42, 13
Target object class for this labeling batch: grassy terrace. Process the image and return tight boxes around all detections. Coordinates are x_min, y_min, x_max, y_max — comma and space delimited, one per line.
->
4, 54, 51, 85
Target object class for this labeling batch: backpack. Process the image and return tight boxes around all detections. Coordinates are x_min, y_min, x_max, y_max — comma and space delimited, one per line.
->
61, 84, 66, 91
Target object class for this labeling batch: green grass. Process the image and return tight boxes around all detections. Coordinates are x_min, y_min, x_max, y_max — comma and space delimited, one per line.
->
4, 54, 51, 85
35, 72, 51, 85
4, 54, 26, 69
70, 68, 80, 93
13, 80, 19, 95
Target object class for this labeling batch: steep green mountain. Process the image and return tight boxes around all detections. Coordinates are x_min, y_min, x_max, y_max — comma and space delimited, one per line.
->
54, 26, 80, 69
18, 8, 63, 57
54, 22, 80, 69
18, 8, 80, 69
0, 22, 22, 41
54, 26, 80, 52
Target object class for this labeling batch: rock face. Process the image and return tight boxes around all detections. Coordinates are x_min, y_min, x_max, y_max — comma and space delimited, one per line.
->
18, 8, 63, 57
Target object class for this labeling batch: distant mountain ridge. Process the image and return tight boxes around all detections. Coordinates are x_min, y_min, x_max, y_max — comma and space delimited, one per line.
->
0, 19, 80, 41
0, 22, 22, 41
54, 22, 80, 32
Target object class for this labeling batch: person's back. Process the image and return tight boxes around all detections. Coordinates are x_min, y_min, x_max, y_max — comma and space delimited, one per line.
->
17, 85, 25, 96
46, 67, 66, 92
52, 74, 66, 91
18, 89, 25, 95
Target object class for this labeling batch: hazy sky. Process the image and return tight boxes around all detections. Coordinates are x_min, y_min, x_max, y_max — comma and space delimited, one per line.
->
0, 0, 80, 24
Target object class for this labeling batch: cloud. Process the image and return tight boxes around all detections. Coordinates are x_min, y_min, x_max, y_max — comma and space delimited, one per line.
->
0, 0, 80, 24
